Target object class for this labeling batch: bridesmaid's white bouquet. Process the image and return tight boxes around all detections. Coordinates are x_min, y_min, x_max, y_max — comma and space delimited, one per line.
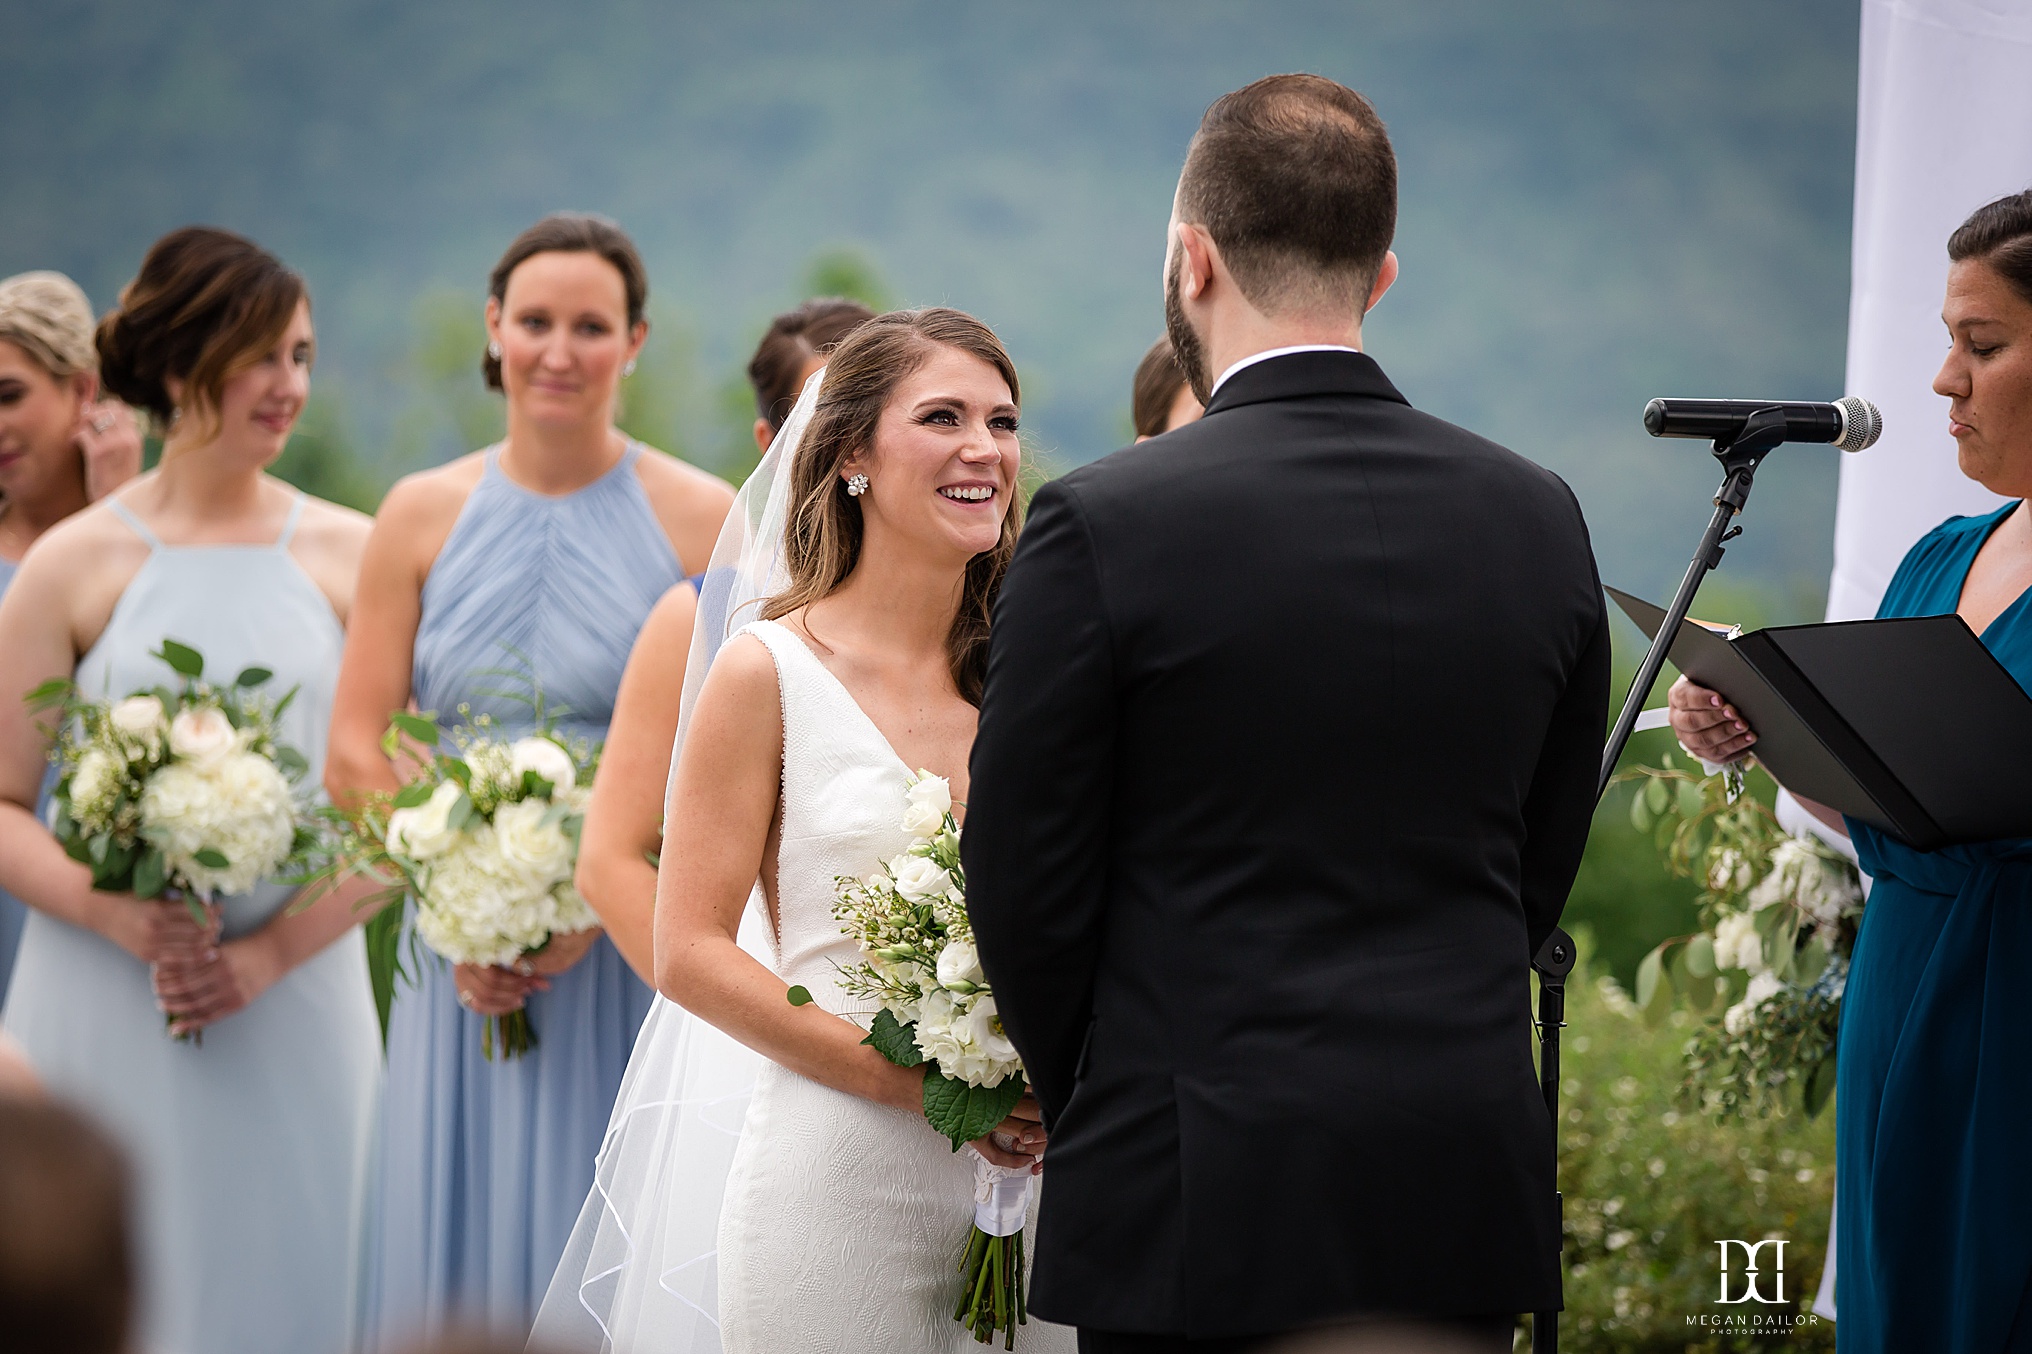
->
323, 707, 599, 1060
807, 772, 1033, 1347
28, 639, 317, 1041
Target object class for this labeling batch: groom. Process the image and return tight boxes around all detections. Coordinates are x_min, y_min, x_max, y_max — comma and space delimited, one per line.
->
966, 75, 1609, 1352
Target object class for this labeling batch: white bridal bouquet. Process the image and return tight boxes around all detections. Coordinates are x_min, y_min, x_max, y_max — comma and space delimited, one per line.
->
325, 707, 599, 1059
29, 640, 317, 1041
799, 772, 1033, 1347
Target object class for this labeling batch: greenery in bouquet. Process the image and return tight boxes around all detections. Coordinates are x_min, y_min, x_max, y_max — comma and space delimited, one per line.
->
318, 700, 599, 1059
28, 639, 317, 1042
803, 772, 1030, 1347
1619, 756, 1862, 1120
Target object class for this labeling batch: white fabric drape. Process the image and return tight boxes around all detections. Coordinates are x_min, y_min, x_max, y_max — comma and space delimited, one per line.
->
1826, 0, 2032, 623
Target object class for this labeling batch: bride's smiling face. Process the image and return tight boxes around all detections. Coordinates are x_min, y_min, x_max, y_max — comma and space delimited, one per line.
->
846, 346, 1020, 563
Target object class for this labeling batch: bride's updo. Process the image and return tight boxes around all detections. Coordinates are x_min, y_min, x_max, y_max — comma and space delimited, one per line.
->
763, 307, 1022, 704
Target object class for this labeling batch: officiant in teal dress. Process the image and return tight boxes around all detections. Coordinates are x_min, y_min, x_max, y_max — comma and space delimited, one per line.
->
1672, 190, 2032, 1352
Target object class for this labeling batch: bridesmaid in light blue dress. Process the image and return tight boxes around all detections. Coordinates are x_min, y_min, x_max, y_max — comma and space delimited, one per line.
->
0, 268, 144, 1006
0, 231, 380, 1354
327, 213, 731, 1345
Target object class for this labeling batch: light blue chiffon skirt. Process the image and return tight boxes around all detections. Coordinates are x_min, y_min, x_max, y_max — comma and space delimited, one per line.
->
360, 905, 654, 1347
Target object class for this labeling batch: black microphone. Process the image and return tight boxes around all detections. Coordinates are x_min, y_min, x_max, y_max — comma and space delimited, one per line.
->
1642, 396, 1883, 452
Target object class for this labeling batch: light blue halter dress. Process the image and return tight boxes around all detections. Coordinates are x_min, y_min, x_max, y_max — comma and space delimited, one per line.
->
0, 557, 24, 1006
0, 494, 382, 1354
361, 444, 679, 1346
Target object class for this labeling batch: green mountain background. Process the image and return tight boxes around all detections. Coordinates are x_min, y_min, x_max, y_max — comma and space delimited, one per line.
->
6, 0, 1860, 613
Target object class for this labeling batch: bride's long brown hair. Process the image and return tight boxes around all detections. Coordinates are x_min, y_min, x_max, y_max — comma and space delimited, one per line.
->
759, 308, 1022, 705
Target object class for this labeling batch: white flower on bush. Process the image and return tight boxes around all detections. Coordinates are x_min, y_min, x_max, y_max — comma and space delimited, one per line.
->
1747, 837, 1860, 931
889, 852, 950, 902
901, 772, 952, 837
168, 705, 238, 765
140, 750, 295, 898
388, 781, 464, 861
1711, 911, 1763, 975
493, 796, 574, 886
1706, 846, 1752, 895
1722, 970, 1785, 1037
69, 748, 126, 824
510, 736, 577, 794
109, 695, 167, 749
936, 937, 984, 991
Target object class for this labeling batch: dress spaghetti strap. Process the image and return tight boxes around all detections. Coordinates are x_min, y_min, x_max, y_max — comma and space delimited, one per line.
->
104, 497, 163, 551
274, 493, 307, 550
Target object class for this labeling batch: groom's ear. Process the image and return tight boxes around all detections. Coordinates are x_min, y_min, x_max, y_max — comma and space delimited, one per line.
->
1363, 250, 1400, 316
1174, 222, 1217, 304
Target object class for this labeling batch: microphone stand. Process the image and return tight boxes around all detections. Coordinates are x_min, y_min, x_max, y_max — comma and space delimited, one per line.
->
1530, 406, 1791, 1354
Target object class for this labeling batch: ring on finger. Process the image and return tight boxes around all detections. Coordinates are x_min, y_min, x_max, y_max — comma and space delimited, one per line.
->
91, 414, 116, 433
457, 989, 476, 1010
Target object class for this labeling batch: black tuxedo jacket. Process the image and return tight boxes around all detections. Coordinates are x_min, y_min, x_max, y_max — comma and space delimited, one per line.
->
964, 351, 1608, 1335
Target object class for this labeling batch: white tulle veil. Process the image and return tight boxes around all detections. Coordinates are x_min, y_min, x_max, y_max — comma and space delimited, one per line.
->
529, 373, 823, 1354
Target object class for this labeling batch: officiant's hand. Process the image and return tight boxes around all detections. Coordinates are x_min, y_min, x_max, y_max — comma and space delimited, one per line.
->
972, 1093, 1048, 1172
1667, 676, 1758, 762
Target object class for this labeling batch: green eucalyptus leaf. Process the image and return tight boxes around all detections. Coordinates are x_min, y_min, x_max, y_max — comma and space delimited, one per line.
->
156, 639, 205, 678
443, 758, 472, 788
1684, 932, 1716, 979
133, 847, 167, 900
1635, 944, 1667, 1010
1629, 792, 1653, 833
1676, 779, 1705, 819
922, 1071, 1026, 1151
193, 847, 230, 869
862, 1008, 926, 1068
1803, 1054, 1836, 1118
271, 686, 298, 721
233, 666, 274, 688
388, 711, 441, 746
24, 677, 74, 709
273, 746, 309, 779
1793, 934, 1830, 986
786, 985, 814, 1007
446, 792, 475, 834
391, 780, 436, 809
1643, 777, 1670, 815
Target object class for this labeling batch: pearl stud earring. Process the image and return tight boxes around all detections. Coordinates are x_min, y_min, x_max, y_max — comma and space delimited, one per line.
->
846, 473, 869, 497
622, 359, 637, 377
487, 340, 503, 360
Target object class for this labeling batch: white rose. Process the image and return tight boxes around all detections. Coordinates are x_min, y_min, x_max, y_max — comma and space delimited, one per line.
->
889, 853, 950, 902
936, 938, 984, 991
510, 736, 577, 794
110, 694, 167, 745
168, 705, 236, 765
389, 780, 464, 860
492, 796, 575, 885
901, 773, 952, 837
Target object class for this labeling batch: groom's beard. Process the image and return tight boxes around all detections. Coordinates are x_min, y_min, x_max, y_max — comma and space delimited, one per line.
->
1164, 250, 1213, 406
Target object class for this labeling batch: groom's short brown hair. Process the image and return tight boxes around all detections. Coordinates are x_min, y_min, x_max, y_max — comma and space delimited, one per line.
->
1178, 74, 1396, 318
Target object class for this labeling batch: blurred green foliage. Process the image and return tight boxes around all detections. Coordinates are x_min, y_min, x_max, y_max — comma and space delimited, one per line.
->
1549, 938, 1836, 1351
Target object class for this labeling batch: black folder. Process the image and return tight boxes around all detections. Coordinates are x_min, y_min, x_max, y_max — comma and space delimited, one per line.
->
1607, 587, 2032, 850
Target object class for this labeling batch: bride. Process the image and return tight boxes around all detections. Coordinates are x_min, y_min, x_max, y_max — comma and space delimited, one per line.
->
533, 308, 1076, 1353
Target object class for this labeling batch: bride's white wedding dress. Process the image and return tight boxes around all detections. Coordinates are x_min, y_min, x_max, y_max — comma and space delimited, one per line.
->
532, 618, 1074, 1354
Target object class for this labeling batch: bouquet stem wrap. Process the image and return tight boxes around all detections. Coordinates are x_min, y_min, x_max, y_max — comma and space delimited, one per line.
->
957, 1155, 1031, 1347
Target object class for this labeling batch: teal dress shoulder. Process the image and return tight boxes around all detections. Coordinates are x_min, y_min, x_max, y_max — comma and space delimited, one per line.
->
361, 444, 681, 1346
1837, 501, 2032, 1351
